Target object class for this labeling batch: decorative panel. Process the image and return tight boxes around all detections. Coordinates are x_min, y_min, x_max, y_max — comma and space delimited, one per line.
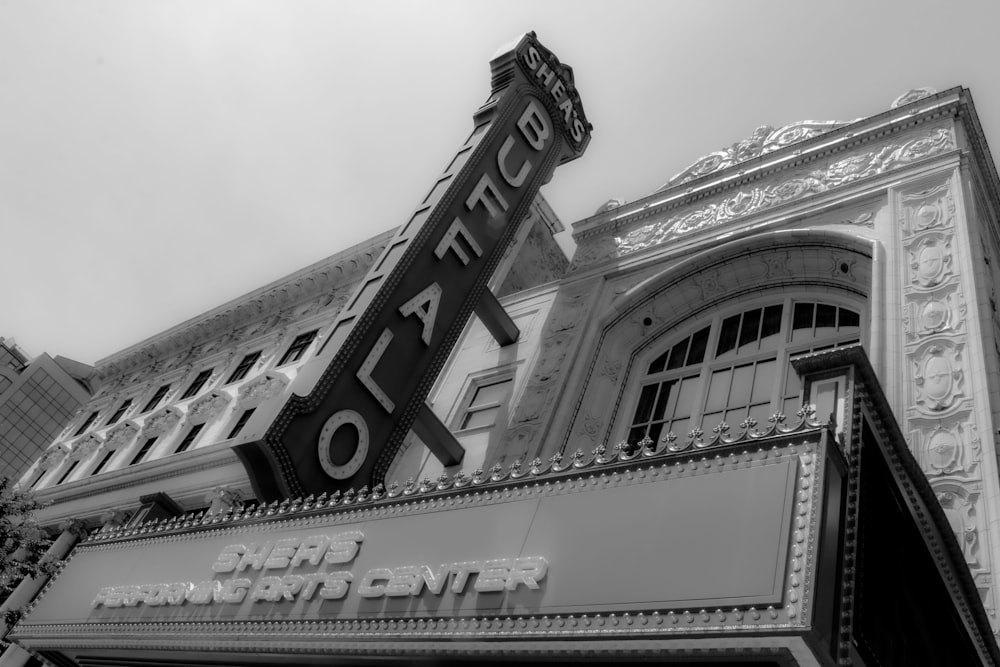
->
894, 173, 995, 624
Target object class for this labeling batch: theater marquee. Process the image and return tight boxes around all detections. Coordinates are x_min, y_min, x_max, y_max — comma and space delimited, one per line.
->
18, 441, 816, 636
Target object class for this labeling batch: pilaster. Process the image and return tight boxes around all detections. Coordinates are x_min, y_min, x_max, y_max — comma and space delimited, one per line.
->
888, 165, 1000, 631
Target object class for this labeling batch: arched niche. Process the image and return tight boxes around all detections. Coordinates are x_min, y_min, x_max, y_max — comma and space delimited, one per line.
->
559, 228, 873, 454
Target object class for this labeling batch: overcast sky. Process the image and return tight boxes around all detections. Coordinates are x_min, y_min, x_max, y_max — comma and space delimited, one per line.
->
3, 0, 999, 365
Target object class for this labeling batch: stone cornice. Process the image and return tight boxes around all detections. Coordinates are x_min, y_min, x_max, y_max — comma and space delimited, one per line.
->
30, 441, 242, 516
94, 229, 396, 382
572, 87, 967, 244
955, 89, 1000, 243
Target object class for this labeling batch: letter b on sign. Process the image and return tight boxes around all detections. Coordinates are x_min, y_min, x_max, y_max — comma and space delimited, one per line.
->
517, 100, 550, 150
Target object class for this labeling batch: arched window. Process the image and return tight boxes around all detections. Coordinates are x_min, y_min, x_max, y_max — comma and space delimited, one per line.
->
627, 299, 861, 447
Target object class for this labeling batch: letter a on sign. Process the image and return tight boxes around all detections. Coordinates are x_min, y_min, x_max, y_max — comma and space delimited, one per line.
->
399, 283, 441, 346
234, 32, 591, 500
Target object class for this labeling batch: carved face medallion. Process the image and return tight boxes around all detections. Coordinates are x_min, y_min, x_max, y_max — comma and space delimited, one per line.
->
920, 300, 949, 332
928, 428, 959, 472
923, 354, 953, 403
917, 245, 945, 283
915, 202, 940, 229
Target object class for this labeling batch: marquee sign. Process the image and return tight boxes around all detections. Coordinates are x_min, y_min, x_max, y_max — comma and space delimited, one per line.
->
17, 451, 804, 631
236, 32, 591, 500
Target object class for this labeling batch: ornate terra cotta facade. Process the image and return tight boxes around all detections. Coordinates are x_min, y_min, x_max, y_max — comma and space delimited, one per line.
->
6, 54, 1000, 667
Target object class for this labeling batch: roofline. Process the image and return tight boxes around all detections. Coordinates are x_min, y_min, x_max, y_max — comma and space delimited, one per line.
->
95, 228, 397, 371
571, 86, 974, 241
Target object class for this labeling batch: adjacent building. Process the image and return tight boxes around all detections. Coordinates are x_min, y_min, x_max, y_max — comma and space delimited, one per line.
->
5, 35, 1000, 666
0, 338, 93, 483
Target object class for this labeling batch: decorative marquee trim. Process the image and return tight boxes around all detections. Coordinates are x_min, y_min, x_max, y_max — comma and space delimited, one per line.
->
83, 411, 825, 547
17, 430, 826, 652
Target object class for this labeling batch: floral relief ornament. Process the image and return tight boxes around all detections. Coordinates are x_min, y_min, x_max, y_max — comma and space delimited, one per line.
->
237, 373, 288, 405
615, 128, 955, 255
39, 444, 69, 467
934, 485, 980, 568
904, 291, 961, 340
662, 120, 857, 188
188, 391, 231, 424
908, 234, 954, 288
69, 434, 104, 461
916, 421, 976, 476
141, 408, 182, 437
105, 422, 138, 449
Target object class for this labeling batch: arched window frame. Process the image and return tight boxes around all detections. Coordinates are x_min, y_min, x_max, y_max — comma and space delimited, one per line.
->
621, 293, 865, 449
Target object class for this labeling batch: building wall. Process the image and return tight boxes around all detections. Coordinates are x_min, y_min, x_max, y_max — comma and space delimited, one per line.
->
15, 86, 1000, 651
22, 200, 566, 527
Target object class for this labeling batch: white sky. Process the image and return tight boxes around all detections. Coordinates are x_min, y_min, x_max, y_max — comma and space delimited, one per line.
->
3, 0, 999, 365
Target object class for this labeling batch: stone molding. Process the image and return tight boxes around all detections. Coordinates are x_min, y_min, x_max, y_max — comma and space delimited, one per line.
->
39, 445, 69, 468
186, 390, 232, 426
237, 372, 289, 407
661, 119, 858, 189
104, 422, 138, 451
140, 407, 183, 439
68, 434, 104, 462
602, 127, 955, 264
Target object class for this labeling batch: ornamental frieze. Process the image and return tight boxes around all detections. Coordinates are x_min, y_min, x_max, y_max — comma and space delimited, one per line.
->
661, 120, 857, 189
608, 127, 954, 259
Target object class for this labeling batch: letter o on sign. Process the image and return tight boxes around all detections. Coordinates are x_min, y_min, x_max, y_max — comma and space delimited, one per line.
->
318, 410, 369, 479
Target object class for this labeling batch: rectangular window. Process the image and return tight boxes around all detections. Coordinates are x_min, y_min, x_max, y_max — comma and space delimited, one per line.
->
227, 408, 256, 439
56, 460, 80, 485
180, 370, 213, 400
278, 330, 318, 366
129, 437, 158, 466
91, 450, 116, 476
627, 373, 697, 447
143, 385, 171, 413
175, 424, 204, 454
227, 351, 261, 384
105, 399, 133, 426
701, 357, 778, 432
459, 378, 513, 430
74, 411, 100, 436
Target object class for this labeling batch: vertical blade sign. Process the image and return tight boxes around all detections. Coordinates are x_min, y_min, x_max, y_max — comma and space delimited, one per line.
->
236, 32, 591, 501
